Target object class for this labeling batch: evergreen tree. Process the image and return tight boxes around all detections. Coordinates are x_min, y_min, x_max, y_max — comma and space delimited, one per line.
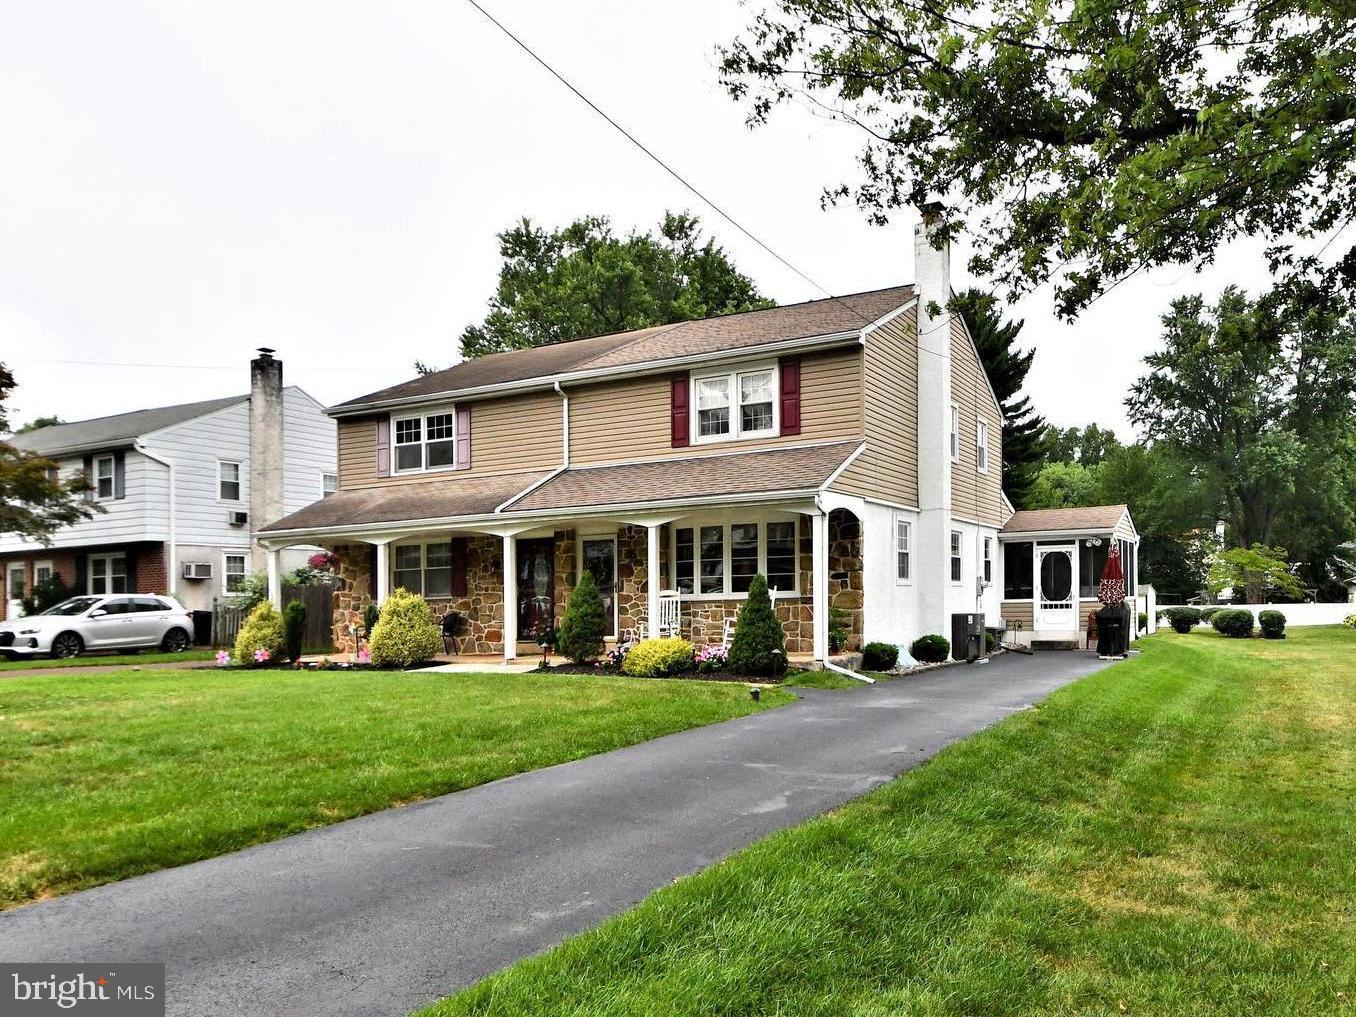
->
557, 570, 606, 663
728, 574, 787, 677
953, 289, 1045, 506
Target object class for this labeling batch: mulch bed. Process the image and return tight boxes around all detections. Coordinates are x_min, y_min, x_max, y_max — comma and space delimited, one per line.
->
535, 662, 782, 684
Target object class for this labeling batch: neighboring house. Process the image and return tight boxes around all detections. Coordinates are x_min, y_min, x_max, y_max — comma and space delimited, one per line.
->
260, 217, 1136, 662
1, 351, 336, 621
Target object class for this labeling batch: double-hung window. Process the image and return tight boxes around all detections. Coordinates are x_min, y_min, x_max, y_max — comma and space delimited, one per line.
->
223, 553, 247, 593
692, 365, 776, 443
983, 536, 993, 583
393, 409, 457, 473
976, 419, 989, 473
895, 516, 911, 582
393, 542, 454, 597
950, 531, 963, 583
949, 404, 960, 461
89, 553, 127, 595
219, 461, 241, 501
673, 520, 800, 597
322, 473, 337, 498
95, 455, 115, 500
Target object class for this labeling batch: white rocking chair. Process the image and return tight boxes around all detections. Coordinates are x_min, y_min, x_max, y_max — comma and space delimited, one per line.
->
655, 590, 681, 638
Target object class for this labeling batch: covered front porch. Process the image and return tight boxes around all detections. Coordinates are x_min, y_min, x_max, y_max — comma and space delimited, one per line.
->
261, 499, 866, 664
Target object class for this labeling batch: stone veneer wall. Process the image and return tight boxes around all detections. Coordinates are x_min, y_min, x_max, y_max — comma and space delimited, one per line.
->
827, 509, 864, 652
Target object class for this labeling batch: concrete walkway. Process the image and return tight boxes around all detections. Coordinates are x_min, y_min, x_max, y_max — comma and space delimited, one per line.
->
0, 650, 1114, 1016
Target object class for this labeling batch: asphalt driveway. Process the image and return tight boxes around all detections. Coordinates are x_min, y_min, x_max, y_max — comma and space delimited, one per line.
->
0, 650, 1114, 1016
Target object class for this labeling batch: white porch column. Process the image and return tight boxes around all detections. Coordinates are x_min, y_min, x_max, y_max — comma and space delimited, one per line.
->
646, 524, 661, 639
266, 547, 281, 609
374, 541, 390, 605
812, 509, 829, 662
502, 534, 517, 661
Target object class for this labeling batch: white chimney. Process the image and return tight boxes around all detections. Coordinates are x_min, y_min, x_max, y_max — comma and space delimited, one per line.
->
249, 348, 285, 570
914, 203, 953, 638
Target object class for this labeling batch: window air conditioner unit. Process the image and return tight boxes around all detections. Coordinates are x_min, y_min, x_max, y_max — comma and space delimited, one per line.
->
228, 510, 249, 527
182, 562, 213, 580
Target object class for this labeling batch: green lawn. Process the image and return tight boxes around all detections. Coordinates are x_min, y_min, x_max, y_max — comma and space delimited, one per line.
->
0, 669, 791, 909
0, 648, 215, 671
424, 626, 1356, 1017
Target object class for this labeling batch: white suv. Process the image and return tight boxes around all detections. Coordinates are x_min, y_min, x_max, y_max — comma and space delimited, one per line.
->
0, 595, 195, 659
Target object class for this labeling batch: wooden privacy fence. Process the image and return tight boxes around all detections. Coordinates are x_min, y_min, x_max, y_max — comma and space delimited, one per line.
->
210, 582, 336, 651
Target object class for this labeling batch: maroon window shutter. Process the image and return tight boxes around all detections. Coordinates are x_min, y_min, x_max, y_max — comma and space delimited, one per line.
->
375, 418, 391, 478
450, 538, 469, 597
455, 406, 472, 470
671, 376, 690, 447
779, 357, 802, 435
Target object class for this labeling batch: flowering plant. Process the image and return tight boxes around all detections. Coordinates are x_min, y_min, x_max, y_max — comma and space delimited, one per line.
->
214, 650, 231, 667
695, 644, 729, 673
604, 640, 634, 669
356, 647, 371, 665
253, 647, 271, 664
308, 550, 340, 572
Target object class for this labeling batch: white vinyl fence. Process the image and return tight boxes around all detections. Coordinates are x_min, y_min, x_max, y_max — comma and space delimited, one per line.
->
1218, 602, 1353, 627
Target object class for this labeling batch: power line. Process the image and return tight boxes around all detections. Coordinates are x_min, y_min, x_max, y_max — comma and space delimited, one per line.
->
459, 0, 956, 343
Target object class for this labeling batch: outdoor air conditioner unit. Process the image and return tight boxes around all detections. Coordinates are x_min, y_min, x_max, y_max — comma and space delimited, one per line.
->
228, 510, 249, 527
182, 562, 213, 580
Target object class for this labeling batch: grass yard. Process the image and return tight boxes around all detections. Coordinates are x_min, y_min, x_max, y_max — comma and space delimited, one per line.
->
0, 669, 791, 909
0, 648, 215, 671
425, 626, 1356, 1017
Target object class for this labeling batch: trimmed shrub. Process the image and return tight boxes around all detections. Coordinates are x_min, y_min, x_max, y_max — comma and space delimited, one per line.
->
1199, 607, 1221, 623
728, 574, 788, 677
557, 570, 606, 663
910, 634, 950, 664
985, 629, 999, 652
369, 589, 443, 668
233, 601, 286, 665
621, 638, 694, 678
1258, 609, 1286, 639
861, 642, 899, 671
1345, 614, 1356, 629
282, 600, 306, 661
1163, 606, 1202, 634
362, 603, 381, 638
1138, 612, 1148, 633
1211, 608, 1255, 639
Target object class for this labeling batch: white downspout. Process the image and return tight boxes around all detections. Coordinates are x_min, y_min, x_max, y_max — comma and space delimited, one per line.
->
135, 442, 177, 599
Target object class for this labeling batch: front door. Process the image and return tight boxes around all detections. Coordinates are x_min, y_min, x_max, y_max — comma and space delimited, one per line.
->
516, 538, 555, 642
6, 564, 25, 620
581, 537, 618, 639
1036, 545, 1076, 631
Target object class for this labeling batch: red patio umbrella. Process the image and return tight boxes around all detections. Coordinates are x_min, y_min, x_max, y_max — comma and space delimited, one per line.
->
1098, 541, 1126, 605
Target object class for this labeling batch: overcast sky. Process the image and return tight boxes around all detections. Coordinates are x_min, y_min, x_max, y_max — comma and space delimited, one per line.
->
2, 0, 1279, 439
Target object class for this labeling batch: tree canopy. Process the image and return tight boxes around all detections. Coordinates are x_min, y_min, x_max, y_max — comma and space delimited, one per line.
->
17, 415, 63, 434
952, 288, 1044, 506
453, 212, 772, 360
0, 364, 98, 543
720, 2, 1356, 316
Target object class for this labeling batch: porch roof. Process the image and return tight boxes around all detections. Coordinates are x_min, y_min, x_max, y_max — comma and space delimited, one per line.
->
258, 471, 552, 533
1000, 504, 1129, 535
504, 441, 861, 512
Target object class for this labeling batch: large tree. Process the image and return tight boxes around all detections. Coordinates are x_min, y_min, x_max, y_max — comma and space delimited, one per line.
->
1127, 285, 1356, 591
952, 288, 1044, 506
721, 2, 1356, 316
454, 213, 772, 360
1038, 423, 1123, 468
0, 364, 97, 543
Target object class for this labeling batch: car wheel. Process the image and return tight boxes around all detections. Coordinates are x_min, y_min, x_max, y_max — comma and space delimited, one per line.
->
51, 632, 83, 659
161, 628, 191, 653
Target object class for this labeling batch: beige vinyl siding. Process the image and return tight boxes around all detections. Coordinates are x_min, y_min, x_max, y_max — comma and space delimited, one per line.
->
949, 316, 1005, 525
830, 309, 919, 505
336, 391, 563, 490
1000, 600, 1033, 629
567, 347, 864, 466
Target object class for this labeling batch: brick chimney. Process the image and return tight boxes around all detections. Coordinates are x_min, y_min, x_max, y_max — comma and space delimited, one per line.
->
249, 348, 285, 570
914, 203, 953, 638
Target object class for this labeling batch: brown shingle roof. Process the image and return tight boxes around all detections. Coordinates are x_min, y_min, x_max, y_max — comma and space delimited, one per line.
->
258, 472, 551, 533
332, 286, 913, 412
1001, 505, 1129, 534
506, 441, 861, 512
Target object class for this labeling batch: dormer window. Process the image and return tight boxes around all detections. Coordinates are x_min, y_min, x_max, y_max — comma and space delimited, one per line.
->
393, 409, 458, 473
692, 364, 777, 444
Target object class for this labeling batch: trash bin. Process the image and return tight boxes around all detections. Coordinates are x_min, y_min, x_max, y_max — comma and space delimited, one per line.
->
950, 612, 985, 662
1095, 604, 1129, 657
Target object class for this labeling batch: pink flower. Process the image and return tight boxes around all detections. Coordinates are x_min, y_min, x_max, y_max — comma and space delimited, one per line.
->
357, 648, 371, 664
215, 650, 230, 667
253, 648, 271, 663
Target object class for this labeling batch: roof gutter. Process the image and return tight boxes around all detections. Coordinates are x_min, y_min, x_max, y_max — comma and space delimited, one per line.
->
326, 330, 862, 418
